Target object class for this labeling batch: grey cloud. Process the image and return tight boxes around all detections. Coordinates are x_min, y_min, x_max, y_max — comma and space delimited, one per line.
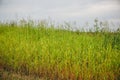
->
0, 0, 120, 25
0, 0, 3, 5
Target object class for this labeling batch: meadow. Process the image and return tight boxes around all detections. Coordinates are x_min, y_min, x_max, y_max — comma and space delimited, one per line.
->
0, 20, 120, 80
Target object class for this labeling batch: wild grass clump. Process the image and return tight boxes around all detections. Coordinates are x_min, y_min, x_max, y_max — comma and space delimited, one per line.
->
0, 20, 120, 80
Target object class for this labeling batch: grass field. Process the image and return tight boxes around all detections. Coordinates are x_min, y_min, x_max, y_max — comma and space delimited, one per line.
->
0, 21, 120, 80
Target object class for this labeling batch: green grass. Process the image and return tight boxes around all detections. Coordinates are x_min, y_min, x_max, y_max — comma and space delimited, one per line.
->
0, 21, 120, 80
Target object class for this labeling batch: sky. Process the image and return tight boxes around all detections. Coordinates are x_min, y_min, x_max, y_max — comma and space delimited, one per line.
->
0, 0, 120, 29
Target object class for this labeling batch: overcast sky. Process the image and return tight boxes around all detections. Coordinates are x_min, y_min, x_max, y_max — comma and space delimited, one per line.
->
0, 0, 120, 28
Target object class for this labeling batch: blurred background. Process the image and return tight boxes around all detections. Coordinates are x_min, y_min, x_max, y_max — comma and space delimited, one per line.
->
0, 0, 120, 30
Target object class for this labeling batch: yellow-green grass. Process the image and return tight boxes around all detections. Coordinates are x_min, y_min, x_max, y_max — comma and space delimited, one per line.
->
0, 22, 120, 80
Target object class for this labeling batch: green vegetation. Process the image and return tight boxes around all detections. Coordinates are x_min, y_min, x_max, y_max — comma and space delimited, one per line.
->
0, 20, 120, 80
